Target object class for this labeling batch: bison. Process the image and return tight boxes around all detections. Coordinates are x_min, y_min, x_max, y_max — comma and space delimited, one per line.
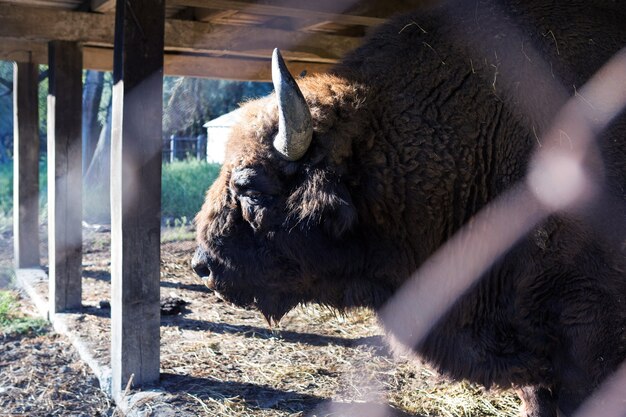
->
192, 1, 626, 416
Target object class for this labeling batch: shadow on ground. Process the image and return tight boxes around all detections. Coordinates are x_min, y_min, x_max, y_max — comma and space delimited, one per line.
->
162, 315, 388, 350
160, 373, 420, 417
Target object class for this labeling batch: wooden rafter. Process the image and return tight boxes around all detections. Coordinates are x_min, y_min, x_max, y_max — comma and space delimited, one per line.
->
193, 8, 239, 22
0, 40, 333, 80
90, 0, 114, 12
87, 47, 334, 80
172, 0, 386, 27
1, 0, 81, 9
0, 4, 360, 63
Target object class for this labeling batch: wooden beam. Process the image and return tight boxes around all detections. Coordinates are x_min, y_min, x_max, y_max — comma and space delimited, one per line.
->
163, 17, 358, 61
0, 0, 82, 9
194, 8, 238, 22
0, 4, 114, 44
83, 46, 332, 80
173, 0, 386, 27
47, 40, 83, 314
0, 39, 48, 64
179, 0, 359, 14
90, 0, 115, 12
0, 4, 359, 62
110, 0, 164, 399
0, 41, 333, 80
164, 53, 331, 80
0, 40, 333, 81
13, 61, 40, 269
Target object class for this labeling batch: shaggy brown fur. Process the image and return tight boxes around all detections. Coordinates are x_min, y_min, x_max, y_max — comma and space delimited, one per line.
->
193, 1, 626, 416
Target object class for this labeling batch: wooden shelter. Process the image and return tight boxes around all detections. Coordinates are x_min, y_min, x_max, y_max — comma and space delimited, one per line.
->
3, 0, 419, 402
0, 0, 422, 80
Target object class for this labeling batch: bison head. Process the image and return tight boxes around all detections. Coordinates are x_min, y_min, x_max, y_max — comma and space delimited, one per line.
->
193, 50, 396, 323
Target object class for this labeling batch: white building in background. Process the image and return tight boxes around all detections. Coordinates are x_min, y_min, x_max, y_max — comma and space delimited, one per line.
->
203, 108, 242, 163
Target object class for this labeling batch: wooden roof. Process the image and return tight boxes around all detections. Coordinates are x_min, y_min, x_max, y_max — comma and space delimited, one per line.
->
0, 0, 423, 80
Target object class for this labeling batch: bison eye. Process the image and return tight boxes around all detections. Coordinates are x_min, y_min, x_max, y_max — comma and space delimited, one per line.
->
237, 187, 276, 207
243, 190, 262, 199
240, 190, 263, 205
231, 167, 280, 205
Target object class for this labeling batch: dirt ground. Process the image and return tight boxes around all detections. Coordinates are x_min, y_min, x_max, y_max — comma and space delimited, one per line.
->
0, 226, 521, 417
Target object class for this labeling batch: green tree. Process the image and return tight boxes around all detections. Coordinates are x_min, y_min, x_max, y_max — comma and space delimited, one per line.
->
83, 71, 112, 223
163, 77, 272, 138
0, 61, 12, 163
82, 70, 105, 174
0, 61, 48, 164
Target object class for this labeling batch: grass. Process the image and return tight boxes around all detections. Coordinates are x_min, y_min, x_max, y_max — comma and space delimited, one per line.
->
0, 289, 48, 336
0, 163, 13, 234
162, 159, 221, 222
0, 268, 47, 337
0, 213, 10, 236
0, 160, 48, 234
0, 160, 48, 215
0, 158, 221, 228
0, 162, 12, 216
162, 216, 196, 242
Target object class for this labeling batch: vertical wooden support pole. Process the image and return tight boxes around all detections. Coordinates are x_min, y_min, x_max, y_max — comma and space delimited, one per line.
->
110, 0, 164, 398
13, 61, 40, 268
47, 41, 83, 313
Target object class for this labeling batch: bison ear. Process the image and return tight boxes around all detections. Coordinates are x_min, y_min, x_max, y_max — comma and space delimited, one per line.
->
289, 170, 357, 238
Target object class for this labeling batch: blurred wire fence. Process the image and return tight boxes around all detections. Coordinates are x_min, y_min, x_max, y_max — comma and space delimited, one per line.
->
314, 2, 626, 415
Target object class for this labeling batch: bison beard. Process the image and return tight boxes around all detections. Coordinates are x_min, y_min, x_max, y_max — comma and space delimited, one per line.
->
193, 1, 626, 416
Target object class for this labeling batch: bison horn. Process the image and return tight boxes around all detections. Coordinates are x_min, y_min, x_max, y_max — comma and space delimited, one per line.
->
272, 48, 313, 161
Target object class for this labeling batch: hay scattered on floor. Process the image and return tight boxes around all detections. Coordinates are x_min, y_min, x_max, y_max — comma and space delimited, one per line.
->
0, 297, 114, 416
0, 229, 521, 416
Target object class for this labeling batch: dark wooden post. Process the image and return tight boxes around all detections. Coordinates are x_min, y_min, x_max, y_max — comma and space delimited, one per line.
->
13, 61, 40, 268
47, 41, 83, 314
110, 0, 164, 398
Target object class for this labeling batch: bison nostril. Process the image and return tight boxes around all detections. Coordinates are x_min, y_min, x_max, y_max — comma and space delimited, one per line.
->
193, 262, 211, 278
191, 246, 211, 277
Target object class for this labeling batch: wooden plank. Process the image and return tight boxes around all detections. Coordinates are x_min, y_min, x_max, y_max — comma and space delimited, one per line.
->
83, 46, 332, 80
15, 268, 114, 393
0, 0, 82, 9
198, 9, 269, 26
13, 61, 40, 269
0, 40, 48, 64
163, 18, 358, 61
90, 0, 115, 12
0, 4, 359, 62
0, 4, 115, 44
47, 40, 83, 314
164, 53, 331, 80
194, 8, 239, 22
0, 42, 334, 80
92, 0, 183, 15
110, 0, 164, 398
173, 0, 386, 27
179, 0, 358, 15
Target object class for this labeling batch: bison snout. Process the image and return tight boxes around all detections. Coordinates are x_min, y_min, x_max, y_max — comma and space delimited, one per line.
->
191, 246, 211, 278
192, 247, 219, 292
